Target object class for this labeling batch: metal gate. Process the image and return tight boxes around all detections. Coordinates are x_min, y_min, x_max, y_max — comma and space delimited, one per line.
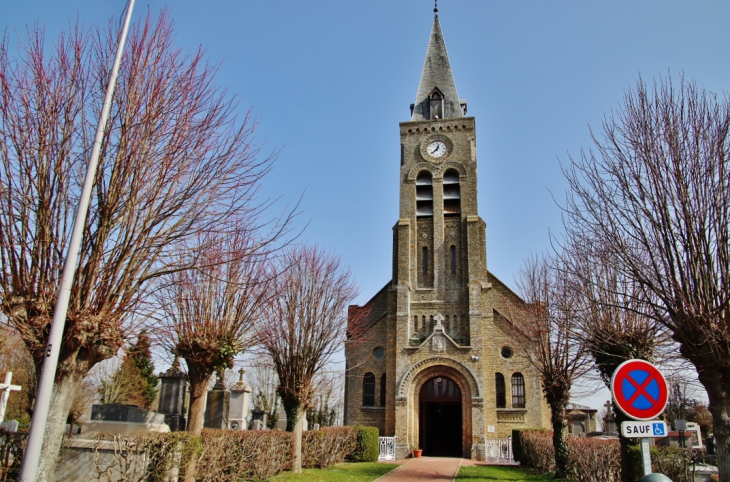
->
484, 437, 513, 463
378, 436, 397, 461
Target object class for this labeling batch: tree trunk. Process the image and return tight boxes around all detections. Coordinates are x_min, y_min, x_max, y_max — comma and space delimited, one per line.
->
36, 371, 84, 482
283, 397, 304, 473
699, 367, 730, 482
183, 364, 211, 482
548, 400, 569, 479
187, 389, 207, 435
185, 363, 210, 436
185, 361, 213, 436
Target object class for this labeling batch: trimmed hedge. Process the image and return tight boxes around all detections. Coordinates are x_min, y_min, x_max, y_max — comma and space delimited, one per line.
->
347, 426, 380, 462
515, 430, 621, 481
44, 425, 380, 482
199, 429, 292, 481
302, 426, 359, 469
511, 428, 547, 464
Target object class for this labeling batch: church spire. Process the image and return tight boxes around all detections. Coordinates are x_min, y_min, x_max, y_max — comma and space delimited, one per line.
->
411, 12, 465, 121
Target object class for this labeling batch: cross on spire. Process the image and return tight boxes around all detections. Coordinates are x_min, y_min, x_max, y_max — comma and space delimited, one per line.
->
434, 0, 438, 14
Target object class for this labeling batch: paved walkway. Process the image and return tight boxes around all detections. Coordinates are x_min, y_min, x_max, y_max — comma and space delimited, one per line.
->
377, 457, 463, 481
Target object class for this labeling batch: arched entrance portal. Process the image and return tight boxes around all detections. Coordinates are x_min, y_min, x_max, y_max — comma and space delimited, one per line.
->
419, 376, 462, 456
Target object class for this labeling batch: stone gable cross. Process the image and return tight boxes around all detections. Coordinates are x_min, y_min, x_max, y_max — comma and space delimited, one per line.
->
433, 313, 445, 329
0, 372, 21, 423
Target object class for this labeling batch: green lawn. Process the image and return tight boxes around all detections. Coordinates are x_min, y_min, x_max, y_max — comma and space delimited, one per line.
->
456, 465, 558, 481
270, 462, 398, 482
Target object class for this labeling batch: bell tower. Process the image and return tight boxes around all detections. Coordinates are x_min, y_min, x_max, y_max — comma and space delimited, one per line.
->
394, 12, 488, 348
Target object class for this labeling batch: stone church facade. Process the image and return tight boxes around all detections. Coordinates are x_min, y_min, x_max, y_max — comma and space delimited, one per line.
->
343, 12, 551, 460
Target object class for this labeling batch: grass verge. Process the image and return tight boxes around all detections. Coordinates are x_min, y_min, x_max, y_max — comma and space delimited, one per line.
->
456, 465, 558, 481
270, 462, 398, 482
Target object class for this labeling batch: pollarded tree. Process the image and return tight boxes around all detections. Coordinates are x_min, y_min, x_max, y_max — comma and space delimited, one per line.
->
159, 223, 277, 435
0, 11, 279, 479
259, 245, 358, 473
515, 253, 592, 479
560, 241, 665, 482
562, 76, 730, 479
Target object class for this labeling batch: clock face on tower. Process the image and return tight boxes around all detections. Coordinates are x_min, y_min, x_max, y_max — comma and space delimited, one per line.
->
428, 141, 447, 158
420, 135, 452, 162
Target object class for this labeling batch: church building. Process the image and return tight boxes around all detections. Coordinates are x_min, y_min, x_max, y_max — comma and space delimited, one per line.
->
343, 10, 551, 460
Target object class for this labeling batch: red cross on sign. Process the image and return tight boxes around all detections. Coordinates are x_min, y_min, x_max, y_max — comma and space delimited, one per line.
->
610, 360, 668, 421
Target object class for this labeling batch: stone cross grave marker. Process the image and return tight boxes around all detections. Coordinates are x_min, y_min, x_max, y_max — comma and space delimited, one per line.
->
0, 372, 21, 423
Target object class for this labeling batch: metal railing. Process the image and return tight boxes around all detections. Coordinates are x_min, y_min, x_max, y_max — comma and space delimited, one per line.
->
484, 436, 513, 462
378, 436, 397, 461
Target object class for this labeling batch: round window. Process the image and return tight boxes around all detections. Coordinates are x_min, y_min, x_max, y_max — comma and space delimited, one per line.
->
373, 347, 385, 359
501, 346, 513, 359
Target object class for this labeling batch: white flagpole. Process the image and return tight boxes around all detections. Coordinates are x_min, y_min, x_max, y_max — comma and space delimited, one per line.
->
19, 1, 136, 479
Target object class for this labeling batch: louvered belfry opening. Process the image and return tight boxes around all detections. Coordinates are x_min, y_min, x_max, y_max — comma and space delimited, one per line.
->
443, 169, 461, 216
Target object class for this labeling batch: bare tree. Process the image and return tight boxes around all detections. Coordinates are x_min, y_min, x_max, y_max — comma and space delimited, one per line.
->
562, 76, 730, 479
515, 253, 592, 478
0, 11, 283, 479
259, 245, 357, 473
158, 223, 276, 435
561, 240, 665, 481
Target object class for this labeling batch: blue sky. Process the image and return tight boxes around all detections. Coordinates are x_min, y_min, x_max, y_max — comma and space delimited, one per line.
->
5, 1, 727, 408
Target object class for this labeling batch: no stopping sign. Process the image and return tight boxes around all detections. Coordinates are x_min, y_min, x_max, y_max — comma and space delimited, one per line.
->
610, 359, 668, 421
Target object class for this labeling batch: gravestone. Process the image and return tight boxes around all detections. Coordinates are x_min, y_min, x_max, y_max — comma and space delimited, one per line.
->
157, 356, 188, 431
203, 370, 230, 430
603, 400, 617, 435
250, 406, 267, 429
0, 420, 18, 432
0, 372, 21, 423
251, 419, 265, 431
84, 403, 169, 434
229, 368, 251, 430
276, 404, 287, 430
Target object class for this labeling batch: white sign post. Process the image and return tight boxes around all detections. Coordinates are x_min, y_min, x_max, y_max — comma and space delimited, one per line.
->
0, 372, 22, 423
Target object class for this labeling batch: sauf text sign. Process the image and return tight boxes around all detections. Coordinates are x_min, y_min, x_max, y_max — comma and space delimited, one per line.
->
621, 421, 668, 438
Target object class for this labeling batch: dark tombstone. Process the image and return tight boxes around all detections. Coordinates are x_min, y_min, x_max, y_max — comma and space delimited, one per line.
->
203, 370, 230, 430
707, 434, 715, 455
91, 403, 165, 424
251, 406, 267, 429
158, 356, 188, 431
